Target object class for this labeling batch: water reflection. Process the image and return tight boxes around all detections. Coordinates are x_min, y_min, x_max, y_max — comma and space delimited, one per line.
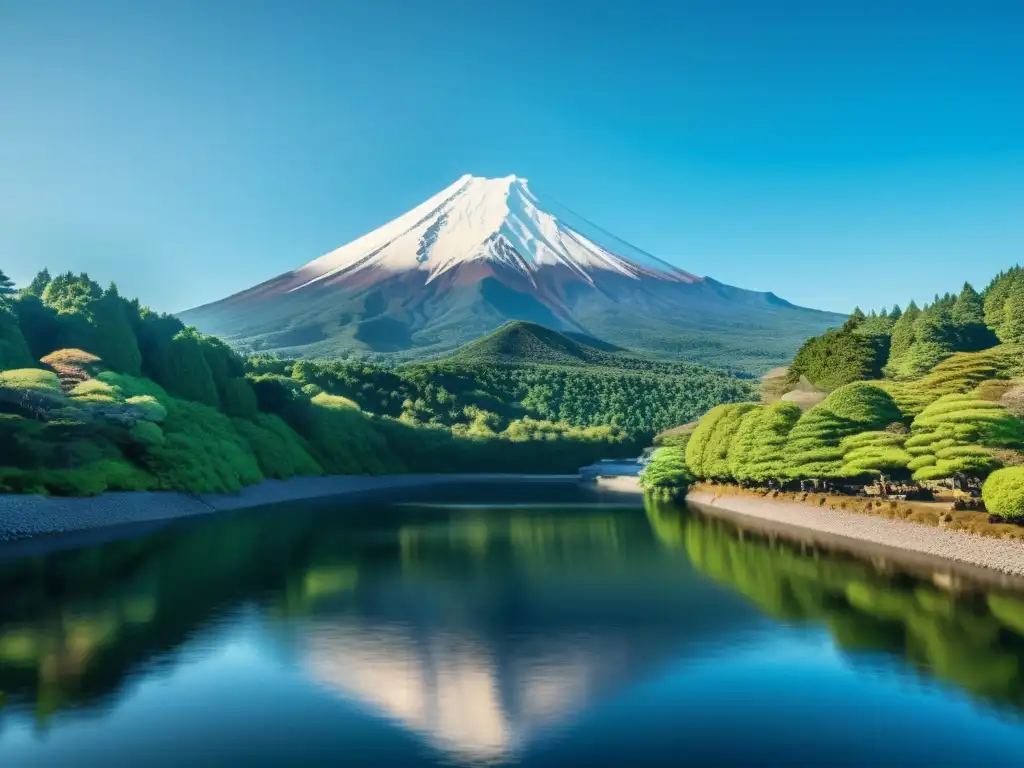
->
0, 494, 1022, 764
646, 498, 1024, 711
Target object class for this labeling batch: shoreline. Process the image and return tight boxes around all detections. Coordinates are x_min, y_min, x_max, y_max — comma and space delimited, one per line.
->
0, 473, 589, 549
600, 476, 1024, 586
686, 488, 1024, 585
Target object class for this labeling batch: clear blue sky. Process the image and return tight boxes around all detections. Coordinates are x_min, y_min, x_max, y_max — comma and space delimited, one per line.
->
2, 0, 1022, 314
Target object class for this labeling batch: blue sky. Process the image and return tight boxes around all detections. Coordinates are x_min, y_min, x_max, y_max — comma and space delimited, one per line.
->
1, 0, 1022, 314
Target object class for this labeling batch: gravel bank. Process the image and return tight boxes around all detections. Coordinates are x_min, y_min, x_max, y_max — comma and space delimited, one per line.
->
688, 489, 1024, 579
0, 473, 581, 544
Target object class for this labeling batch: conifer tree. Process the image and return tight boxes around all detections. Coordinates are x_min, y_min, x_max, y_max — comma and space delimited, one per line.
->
884, 301, 920, 377
998, 284, 1024, 345
0, 269, 15, 299
90, 283, 143, 374
22, 268, 52, 297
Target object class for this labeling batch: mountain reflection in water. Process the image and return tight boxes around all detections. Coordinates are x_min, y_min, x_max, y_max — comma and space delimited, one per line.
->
0, 492, 1022, 765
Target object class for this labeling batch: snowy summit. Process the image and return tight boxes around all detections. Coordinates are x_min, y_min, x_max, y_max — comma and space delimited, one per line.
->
291, 174, 697, 291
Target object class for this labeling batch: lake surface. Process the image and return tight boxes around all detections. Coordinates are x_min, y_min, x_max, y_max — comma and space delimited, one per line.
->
2, 484, 1024, 766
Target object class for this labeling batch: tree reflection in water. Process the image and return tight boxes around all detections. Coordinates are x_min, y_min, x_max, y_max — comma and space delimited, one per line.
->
645, 496, 1024, 711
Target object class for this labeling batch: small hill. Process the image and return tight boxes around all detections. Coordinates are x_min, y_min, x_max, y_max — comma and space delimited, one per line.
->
441, 321, 623, 367
436, 321, 751, 378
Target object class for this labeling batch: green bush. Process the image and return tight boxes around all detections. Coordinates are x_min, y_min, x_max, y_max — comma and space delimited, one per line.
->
0, 369, 63, 392
130, 421, 165, 448
220, 377, 258, 418
727, 401, 801, 483
685, 402, 761, 480
640, 446, 694, 495
982, 467, 1024, 520
139, 398, 264, 493
784, 383, 904, 480
232, 414, 323, 480
126, 395, 167, 423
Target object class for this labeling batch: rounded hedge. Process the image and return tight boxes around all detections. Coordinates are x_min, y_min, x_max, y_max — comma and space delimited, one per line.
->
982, 467, 1024, 521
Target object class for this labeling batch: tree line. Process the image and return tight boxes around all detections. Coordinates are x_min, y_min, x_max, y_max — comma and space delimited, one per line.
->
643, 266, 1024, 521
0, 269, 648, 495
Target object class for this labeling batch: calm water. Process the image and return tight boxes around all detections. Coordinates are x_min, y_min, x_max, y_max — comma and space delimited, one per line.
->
2, 484, 1024, 766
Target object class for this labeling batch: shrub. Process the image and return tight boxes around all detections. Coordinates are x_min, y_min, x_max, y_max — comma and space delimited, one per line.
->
0, 368, 63, 393
130, 421, 165, 448
685, 402, 761, 480
232, 414, 323, 479
982, 467, 1024, 520
728, 401, 801, 483
126, 395, 167, 423
138, 398, 264, 493
784, 383, 904, 480
69, 379, 119, 403
640, 446, 694, 495
220, 377, 258, 418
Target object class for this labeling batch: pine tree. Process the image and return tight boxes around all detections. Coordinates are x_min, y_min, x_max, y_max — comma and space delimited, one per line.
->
998, 285, 1024, 345
884, 300, 920, 377
0, 269, 15, 299
951, 283, 984, 324
22, 268, 52, 297
951, 282, 996, 351
889, 304, 903, 321
983, 266, 1023, 333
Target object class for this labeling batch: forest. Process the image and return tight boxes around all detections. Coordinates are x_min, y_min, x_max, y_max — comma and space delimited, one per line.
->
642, 267, 1024, 523
0, 270, 752, 496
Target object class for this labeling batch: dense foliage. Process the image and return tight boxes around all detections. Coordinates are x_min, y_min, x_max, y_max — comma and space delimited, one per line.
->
2, 270, 679, 495
639, 446, 693, 495
787, 280, 1006, 393
249, 322, 756, 441
664, 267, 1024, 509
982, 467, 1024, 521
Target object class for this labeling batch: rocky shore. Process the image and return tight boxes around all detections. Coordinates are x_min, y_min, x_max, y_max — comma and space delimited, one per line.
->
687, 488, 1024, 579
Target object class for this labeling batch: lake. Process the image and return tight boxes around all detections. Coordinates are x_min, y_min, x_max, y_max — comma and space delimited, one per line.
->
1, 483, 1024, 766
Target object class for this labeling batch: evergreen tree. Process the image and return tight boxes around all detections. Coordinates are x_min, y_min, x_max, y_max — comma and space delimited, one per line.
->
0, 269, 15, 299
11, 293, 59, 360
0, 302, 33, 369
41, 272, 102, 314
951, 283, 985, 325
884, 301, 920, 378
983, 266, 1023, 333
997, 284, 1024, 345
890, 307, 957, 379
22, 268, 52, 298
951, 282, 997, 351
90, 283, 143, 374
161, 329, 220, 406
889, 304, 902, 321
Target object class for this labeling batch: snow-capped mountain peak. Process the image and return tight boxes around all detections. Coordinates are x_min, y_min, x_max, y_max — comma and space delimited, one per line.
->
289, 174, 697, 292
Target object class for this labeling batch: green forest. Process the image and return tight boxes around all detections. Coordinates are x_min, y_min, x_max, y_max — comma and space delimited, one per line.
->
642, 268, 1024, 522
0, 270, 752, 496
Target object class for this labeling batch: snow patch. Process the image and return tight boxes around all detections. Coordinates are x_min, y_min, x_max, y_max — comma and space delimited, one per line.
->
287, 175, 696, 293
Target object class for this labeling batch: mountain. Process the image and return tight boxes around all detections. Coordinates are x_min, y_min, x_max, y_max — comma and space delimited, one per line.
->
179, 174, 844, 371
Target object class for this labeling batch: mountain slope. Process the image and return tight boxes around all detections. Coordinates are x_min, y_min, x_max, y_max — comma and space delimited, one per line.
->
179, 174, 844, 371
441, 321, 628, 367
439, 320, 750, 378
